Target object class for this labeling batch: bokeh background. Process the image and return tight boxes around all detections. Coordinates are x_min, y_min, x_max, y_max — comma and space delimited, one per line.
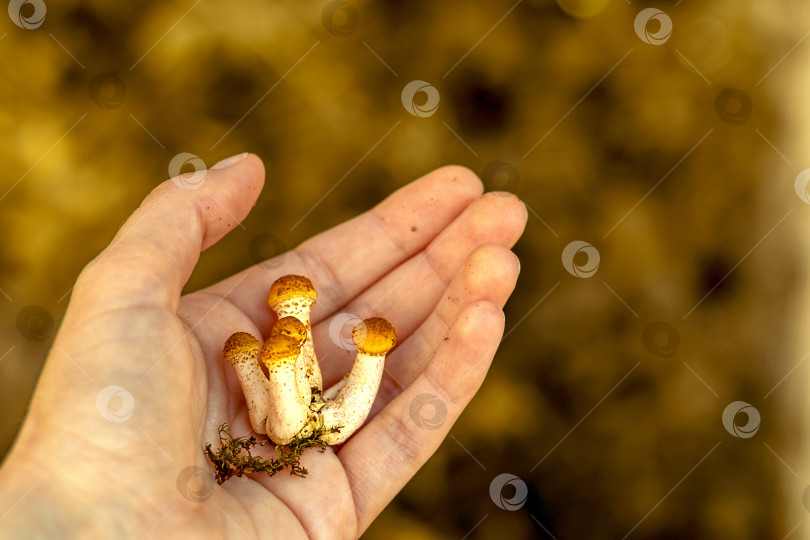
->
2, 0, 810, 538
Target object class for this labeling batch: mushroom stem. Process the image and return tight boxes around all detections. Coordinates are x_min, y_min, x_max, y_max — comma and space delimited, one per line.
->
321, 372, 350, 402
261, 334, 319, 445
267, 275, 323, 402
223, 332, 272, 435
319, 318, 396, 445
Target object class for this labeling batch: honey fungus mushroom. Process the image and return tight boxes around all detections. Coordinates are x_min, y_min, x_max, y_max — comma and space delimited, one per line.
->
260, 334, 319, 444
223, 275, 397, 448
267, 275, 323, 402
319, 317, 397, 445
223, 319, 316, 445
223, 332, 271, 435
270, 315, 309, 403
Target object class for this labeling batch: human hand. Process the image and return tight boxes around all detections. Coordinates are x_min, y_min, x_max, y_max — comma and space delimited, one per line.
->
0, 154, 526, 539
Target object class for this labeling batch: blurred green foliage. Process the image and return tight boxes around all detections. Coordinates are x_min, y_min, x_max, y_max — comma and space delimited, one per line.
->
0, 0, 805, 537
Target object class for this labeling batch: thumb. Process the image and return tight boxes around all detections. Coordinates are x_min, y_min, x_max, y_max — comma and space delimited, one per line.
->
75, 152, 265, 310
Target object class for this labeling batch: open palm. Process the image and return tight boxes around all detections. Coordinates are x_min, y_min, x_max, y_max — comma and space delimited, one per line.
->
0, 155, 526, 539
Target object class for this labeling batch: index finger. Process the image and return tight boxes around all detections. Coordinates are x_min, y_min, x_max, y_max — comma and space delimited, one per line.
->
202, 165, 484, 330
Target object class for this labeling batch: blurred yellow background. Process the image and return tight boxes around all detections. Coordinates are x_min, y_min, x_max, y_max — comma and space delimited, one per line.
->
2, 0, 808, 538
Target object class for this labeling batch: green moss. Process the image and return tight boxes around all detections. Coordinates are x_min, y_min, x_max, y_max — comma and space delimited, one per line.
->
204, 423, 339, 485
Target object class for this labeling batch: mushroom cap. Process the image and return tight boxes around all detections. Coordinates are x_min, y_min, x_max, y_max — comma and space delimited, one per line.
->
270, 316, 307, 344
352, 317, 397, 355
223, 332, 259, 363
267, 275, 317, 308
260, 334, 302, 366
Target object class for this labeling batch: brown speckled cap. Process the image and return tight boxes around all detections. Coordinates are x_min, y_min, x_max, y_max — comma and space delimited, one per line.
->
267, 275, 317, 308
270, 316, 307, 343
260, 334, 302, 366
352, 317, 397, 355
223, 332, 259, 362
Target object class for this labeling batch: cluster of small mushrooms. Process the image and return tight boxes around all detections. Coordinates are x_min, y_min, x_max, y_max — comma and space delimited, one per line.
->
223, 275, 397, 446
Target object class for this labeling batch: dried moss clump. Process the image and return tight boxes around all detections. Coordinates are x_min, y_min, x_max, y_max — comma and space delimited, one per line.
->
204, 423, 338, 484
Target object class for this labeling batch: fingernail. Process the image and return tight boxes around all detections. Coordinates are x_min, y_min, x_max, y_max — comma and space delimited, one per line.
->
520, 200, 528, 219
212, 152, 248, 170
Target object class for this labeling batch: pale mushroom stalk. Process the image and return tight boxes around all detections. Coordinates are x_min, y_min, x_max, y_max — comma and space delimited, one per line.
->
269, 315, 313, 409
319, 317, 396, 445
321, 372, 350, 402
223, 332, 272, 435
267, 275, 323, 403
261, 334, 320, 445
